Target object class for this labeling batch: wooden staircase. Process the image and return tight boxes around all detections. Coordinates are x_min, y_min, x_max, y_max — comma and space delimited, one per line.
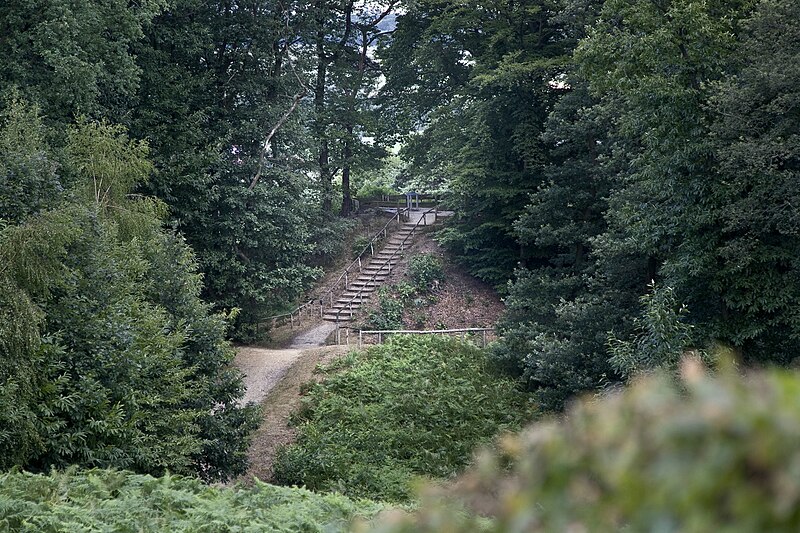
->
322, 222, 418, 323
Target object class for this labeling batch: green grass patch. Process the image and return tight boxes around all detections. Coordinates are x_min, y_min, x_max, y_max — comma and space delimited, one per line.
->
272, 335, 535, 502
0, 468, 382, 532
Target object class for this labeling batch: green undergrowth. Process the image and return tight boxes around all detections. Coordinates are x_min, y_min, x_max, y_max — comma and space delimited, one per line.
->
370, 365, 800, 532
0, 468, 383, 532
362, 254, 445, 330
272, 335, 535, 502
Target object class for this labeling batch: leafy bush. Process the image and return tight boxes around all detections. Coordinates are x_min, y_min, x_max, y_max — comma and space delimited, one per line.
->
273, 336, 535, 502
408, 254, 444, 291
363, 287, 405, 330
369, 364, 800, 532
608, 282, 712, 378
0, 468, 382, 532
352, 235, 375, 259
309, 213, 357, 267
357, 182, 396, 201
0, 115, 258, 481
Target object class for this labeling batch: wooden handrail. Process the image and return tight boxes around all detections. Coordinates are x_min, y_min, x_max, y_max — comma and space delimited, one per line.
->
327, 207, 438, 324
259, 206, 411, 328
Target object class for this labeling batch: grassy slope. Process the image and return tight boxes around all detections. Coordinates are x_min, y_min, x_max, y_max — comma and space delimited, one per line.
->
272, 335, 535, 502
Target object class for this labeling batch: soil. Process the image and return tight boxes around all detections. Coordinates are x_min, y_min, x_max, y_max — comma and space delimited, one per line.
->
235, 345, 349, 485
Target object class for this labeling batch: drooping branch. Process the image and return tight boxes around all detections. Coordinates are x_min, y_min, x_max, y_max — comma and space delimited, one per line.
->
247, 90, 307, 191
248, 59, 311, 191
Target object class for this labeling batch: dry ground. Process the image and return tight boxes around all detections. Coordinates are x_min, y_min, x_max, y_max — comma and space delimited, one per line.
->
235, 344, 349, 485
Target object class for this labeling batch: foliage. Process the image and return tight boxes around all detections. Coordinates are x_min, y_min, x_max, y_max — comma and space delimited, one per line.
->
363, 287, 405, 331
126, 0, 333, 336
380, 0, 570, 287
352, 235, 377, 260
608, 283, 710, 378
704, 0, 800, 362
0, 97, 63, 223
367, 365, 800, 532
310, 213, 357, 267
407, 253, 444, 291
0, 0, 166, 127
0, 115, 258, 481
272, 336, 534, 502
357, 182, 397, 202
0, 468, 382, 532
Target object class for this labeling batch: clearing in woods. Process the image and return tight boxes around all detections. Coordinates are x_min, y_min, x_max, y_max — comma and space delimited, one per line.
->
233, 228, 505, 484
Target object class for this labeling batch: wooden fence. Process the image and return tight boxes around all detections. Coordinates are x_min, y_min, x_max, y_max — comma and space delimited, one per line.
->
333, 327, 496, 348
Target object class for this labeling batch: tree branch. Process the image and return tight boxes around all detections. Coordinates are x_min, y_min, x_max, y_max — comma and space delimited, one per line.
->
248, 89, 307, 191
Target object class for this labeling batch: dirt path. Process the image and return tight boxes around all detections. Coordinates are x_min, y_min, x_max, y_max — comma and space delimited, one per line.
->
234, 347, 304, 406
233, 321, 347, 484
237, 345, 348, 484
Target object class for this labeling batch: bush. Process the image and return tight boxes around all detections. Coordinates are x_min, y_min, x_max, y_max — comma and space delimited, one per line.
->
310, 214, 357, 267
272, 336, 535, 502
408, 254, 444, 291
0, 468, 382, 532
356, 182, 396, 201
352, 235, 375, 259
363, 287, 405, 330
369, 364, 800, 532
0, 117, 258, 481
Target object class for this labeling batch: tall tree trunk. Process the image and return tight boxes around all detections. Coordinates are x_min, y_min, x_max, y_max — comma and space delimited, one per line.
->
315, 30, 332, 212
341, 123, 354, 216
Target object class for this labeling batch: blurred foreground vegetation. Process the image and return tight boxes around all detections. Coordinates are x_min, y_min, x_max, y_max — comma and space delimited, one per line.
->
368, 363, 800, 532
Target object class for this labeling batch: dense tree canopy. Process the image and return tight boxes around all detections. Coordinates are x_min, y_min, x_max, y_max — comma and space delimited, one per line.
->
380, 0, 800, 408
0, 107, 258, 480
1, 0, 798, 489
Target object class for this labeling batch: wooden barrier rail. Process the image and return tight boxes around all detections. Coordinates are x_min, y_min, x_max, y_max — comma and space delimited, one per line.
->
342, 327, 496, 348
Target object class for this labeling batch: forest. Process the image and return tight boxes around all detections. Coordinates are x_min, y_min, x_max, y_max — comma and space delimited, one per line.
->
1, 0, 800, 530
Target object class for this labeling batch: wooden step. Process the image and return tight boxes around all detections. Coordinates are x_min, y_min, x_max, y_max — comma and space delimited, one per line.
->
342, 288, 375, 295
332, 303, 361, 311
363, 267, 393, 274
323, 313, 354, 322
337, 297, 369, 305
355, 277, 387, 283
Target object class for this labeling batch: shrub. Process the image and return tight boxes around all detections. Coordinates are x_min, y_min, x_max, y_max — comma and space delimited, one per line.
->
273, 336, 535, 502
363, 288, 405, 331
356, 182, 396, 201
0, 468, 382, 532
352, 235, 374, 259
368, 364, 800, 532
408, 254, 444, 291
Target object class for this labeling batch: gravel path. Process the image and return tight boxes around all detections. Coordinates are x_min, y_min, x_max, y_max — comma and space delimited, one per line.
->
235, 323, 338, 406
234, 347, 304, 406
288, 322, 337, 348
